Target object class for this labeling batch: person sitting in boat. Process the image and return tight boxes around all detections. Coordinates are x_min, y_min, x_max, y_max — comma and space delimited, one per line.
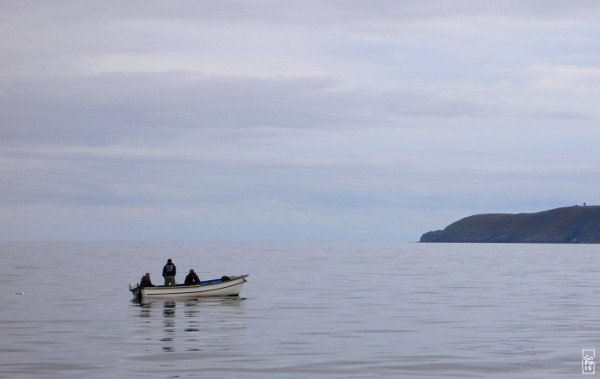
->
184, 269, 201, 286
140, 273, 155, 288
162, 259, 177, 286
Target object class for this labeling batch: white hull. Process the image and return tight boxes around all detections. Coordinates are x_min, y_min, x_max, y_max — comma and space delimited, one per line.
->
130, 275, 248, 300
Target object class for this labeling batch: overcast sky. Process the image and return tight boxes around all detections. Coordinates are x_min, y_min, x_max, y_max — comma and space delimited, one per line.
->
2, 1, 600, 242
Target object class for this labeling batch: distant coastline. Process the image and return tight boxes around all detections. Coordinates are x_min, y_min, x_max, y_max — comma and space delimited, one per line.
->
420, 205, 600, 243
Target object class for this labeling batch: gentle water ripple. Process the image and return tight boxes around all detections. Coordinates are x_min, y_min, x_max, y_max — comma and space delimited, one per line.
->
1, 242, 599, 378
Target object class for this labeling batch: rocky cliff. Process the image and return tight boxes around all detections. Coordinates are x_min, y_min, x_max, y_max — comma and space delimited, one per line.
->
420, 206, 600, 243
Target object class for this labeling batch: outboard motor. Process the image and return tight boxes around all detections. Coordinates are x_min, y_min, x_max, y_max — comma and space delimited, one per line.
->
129, 282, 142, 302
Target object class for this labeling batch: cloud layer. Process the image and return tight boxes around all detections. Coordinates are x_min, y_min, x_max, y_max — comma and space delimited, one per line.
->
2, 1, 600, 241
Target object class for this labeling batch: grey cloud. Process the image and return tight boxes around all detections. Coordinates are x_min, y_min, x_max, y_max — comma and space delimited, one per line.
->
2, 70, 500, 146
14, 1, 593, 25
2, 1, 600, 241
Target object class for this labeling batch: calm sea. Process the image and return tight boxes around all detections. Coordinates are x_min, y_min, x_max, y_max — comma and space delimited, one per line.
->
1, 242, 598, 378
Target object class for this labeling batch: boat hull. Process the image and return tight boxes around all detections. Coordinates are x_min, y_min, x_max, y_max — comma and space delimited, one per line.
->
130, 275, 248, 300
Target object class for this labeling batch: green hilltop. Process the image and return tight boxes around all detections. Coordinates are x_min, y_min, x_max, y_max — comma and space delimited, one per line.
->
420, 205, 600, 243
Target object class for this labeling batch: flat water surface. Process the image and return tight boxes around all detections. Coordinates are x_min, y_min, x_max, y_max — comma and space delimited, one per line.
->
1, 242, 598, 378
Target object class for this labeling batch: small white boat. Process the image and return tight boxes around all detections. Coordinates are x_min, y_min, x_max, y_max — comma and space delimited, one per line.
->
129, 275, 248, 301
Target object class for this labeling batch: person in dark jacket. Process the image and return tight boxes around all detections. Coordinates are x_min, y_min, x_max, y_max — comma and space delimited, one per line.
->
162, 259, 177, 286
140, 273, 155, 288
184, 269, 201, 286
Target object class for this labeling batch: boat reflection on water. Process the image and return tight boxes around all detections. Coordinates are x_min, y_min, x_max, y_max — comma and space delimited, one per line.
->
133, 298, 247, 353
161, 301, 176, 352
